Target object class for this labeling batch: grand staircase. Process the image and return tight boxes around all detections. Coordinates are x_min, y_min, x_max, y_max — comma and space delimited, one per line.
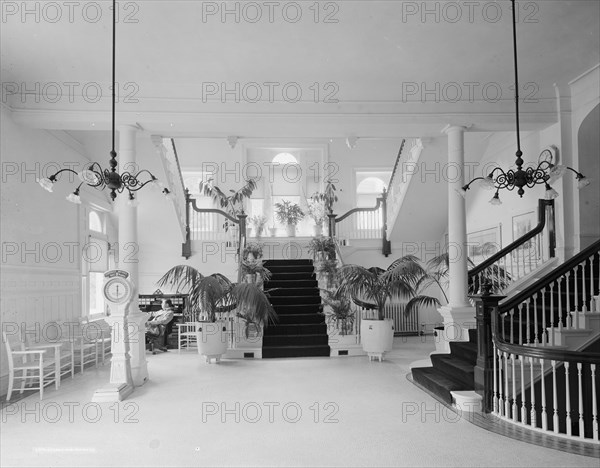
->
262, 259, 330, 358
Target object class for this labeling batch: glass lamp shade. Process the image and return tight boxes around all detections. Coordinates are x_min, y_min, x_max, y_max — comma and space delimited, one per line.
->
127, 196, 139, 207
489, 193, 502, 206
38, 178, 54, 192
547, 165, 566, 184
66, 192, 82, 204
456, 188, 468, 199
544, 185, 559, 200
479, 176, 496, 191
79, 169, 101, 185
163, 188, 174, 200
577, 177, 591, 189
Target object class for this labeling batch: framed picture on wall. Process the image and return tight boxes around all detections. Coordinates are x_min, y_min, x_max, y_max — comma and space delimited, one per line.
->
467, 225, 501, 266
512, 210, 540, 261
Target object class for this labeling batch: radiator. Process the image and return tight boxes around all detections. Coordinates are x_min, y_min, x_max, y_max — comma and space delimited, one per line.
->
361, 302, 420, 335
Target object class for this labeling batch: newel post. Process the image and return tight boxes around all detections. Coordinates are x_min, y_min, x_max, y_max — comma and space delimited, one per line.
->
380, 188, 391, 257
469, 292, 505, 413
182, 188, 192, 259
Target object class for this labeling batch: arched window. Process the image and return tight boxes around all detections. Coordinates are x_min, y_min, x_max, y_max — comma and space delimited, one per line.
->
89, 211, 103, 233
355, 174, 388, 234
272, 152, 298, 165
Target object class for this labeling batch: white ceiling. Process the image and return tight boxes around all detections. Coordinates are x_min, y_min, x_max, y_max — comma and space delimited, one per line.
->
2, 1, 599, 137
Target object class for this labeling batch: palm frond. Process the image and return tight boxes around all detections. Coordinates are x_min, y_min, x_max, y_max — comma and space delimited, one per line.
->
405, 295, 441, 317
156, 265, 204, 294
230, 283, 278, 326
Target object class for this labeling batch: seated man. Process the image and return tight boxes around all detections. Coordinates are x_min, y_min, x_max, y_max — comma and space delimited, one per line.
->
146, 299, 175, 354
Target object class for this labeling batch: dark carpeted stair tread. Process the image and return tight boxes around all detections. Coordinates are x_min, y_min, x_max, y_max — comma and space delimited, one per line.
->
263, 259, 313, 266
267, 265, 315, 274
267, 272, 316, 281
276, 313, 325, 324
431, 355, 475, 386
272, 304, 323, 314
263, 334, 329, 346
268, 287, 321, 297
266, 280, 318, 288
270, 296, 321, 305
262, 345, 331, 358
412, 367, 470, 405
264, 324, 327, 335
449, 341, 477, 362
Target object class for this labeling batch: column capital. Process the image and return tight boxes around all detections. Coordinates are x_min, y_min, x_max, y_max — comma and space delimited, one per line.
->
442, 124, 472, 135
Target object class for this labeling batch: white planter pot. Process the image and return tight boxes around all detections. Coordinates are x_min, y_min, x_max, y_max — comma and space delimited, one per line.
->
360, 318, 394, 361
269, 227, 277, 237
286, 224, 296, 237
197, 321, 228, 363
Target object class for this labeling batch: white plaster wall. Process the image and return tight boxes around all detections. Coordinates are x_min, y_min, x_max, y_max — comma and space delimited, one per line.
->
0, 108, 95, 397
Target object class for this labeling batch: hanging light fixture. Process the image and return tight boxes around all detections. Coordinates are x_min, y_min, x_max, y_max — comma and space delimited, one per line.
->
38, 0, 170, 204
460, 0, 590, 205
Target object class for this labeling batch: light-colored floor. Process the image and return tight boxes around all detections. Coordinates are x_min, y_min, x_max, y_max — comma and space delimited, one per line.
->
1, 336, 598, 468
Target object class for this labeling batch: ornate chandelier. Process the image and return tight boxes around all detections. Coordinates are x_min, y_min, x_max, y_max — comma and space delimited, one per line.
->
461, 0, 590, 205
38, 0, 171, 205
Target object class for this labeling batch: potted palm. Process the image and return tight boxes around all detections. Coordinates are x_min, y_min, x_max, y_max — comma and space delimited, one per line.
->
306, 199, 326, 236
240, 259, 271, 284
308, 236, 337, 263
249, 215, 267, 238
312, 178, 339, 214
274, 200, 305, 237
315, 258, 339, 289
243, 242, 263, 261
321, 286, 355, 338
157, 265, 276, 362
338, 255, 441, 361
199, 177, 257, 235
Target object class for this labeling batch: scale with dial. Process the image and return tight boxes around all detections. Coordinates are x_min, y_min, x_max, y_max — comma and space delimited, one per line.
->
91, 270, 135, 402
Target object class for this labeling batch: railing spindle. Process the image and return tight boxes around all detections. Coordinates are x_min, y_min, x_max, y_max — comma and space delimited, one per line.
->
529, 356, 536, 427
565, 361, 572, 436
566, 272, 571, 329
511, 353, 518, 421
520, 355, 527, 423
493, 342, 498, 414
541, 358, 548, 431
504, 352, 510, 417
577, 362, 584, 438
592, 363, 598, 441
552, 360, 559, 433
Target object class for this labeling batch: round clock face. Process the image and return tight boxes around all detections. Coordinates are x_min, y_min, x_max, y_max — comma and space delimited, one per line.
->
103, 277, 132, 304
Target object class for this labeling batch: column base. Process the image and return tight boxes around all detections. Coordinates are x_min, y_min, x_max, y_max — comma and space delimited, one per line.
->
436, 305, 476, 353
91, 383, 133, 403
127, 311, 149, 387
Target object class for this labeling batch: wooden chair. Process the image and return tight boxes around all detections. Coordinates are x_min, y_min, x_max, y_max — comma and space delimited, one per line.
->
177, 322, 199, 351
3, 331, 59, 401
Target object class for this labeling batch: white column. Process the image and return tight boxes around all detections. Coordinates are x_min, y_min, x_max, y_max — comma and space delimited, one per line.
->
446, 125, 470, 308
437, 125, 475, 352
117, 125, 148, 387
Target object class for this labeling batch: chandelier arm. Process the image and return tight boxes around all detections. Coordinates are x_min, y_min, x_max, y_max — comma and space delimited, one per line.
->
130, 178, 160, 192
133, 169, 158, 180
463, 176, 486, 190
48, 168, 79, 181
494, 169, 512, 190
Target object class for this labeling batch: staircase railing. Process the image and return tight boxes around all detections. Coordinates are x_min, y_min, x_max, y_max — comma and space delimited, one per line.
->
181, 191, 247, 282
468, 199, 556, 294
498, 239, 600, 347
328, 190, 391, 256
386, 138, 423, 238
472, 240, 600, 442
